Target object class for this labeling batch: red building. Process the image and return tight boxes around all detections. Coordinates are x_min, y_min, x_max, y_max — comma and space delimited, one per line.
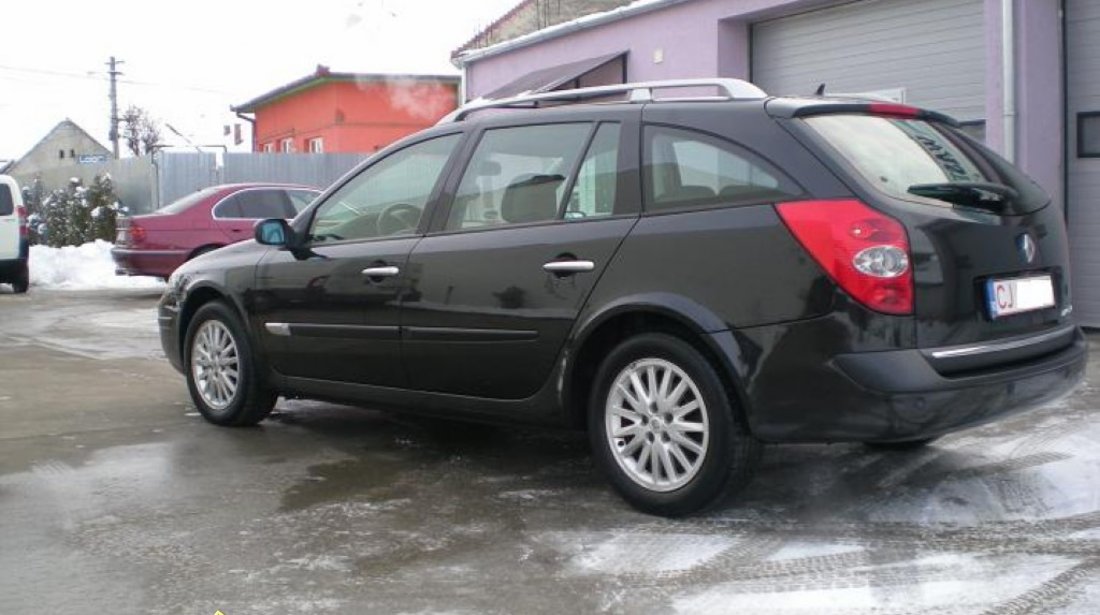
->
232, 67, 460, 154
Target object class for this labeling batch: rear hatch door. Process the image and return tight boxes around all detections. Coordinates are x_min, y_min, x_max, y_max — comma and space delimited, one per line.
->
789, 106, 1073, 354
0, 180, 20, 259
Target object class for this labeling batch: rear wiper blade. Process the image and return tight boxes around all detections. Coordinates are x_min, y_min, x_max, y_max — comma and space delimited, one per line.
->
907, 181, 1019, 209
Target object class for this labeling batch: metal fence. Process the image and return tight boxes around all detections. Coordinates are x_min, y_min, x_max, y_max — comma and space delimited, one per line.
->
13, 151, 369, 214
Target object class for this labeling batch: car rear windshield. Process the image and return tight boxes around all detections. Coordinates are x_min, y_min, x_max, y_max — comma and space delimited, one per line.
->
804, 114, 1048, 215
156, 187, 222, 215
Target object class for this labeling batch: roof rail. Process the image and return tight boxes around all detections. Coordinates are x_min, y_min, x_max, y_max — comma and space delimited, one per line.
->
439, 78, 767, 123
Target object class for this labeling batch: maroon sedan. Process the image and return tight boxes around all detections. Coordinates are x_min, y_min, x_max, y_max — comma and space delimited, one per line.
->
112, 183, 320, 279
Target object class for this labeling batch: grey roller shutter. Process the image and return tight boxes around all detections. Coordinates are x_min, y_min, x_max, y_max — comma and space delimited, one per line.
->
1067, 0, 1100, 326
751, 0, 986, 122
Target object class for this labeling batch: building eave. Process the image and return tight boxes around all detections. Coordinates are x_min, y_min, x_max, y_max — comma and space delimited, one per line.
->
454, 0, 689, 67
232, 72, 462, 113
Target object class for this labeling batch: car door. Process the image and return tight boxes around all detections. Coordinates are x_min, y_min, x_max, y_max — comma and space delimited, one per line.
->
401, 113, 640, 399
252, 132, 464, 387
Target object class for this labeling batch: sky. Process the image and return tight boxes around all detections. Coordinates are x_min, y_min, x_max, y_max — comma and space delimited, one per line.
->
0, 0, 521, 161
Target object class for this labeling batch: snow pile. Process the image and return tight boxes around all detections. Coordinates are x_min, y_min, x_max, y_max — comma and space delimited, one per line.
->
29, 240, 165, 291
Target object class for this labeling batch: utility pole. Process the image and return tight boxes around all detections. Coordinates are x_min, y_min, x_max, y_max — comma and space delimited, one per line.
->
106, 56, 124, 159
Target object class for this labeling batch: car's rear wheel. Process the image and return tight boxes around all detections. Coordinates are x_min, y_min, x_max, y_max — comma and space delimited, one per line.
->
184, 301, 276, 426
11, 262, 28, 294
589, 333, 761, 517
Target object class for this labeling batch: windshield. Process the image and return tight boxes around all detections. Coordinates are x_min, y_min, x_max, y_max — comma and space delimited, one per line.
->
805, 114, 1049, 214
155, 187, 221, 215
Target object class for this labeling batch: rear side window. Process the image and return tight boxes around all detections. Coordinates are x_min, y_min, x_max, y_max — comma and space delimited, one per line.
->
644, 126, 800, 212
564, 123, 621, 220
237, 190, 295, 219
805, 114, 1048, 214
446, 123, 591, 231
0, 185, 13, 216
287, 189, 319, 213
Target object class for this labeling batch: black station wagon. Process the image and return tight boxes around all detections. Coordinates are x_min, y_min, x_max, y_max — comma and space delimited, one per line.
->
159, 79, 1087, 516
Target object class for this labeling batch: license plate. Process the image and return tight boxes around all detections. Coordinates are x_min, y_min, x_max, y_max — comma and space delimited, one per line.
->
986, 274, 1055, 318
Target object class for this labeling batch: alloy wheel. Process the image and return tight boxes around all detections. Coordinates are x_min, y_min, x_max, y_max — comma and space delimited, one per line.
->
191, 320, 240, 411
605, 358, 710, 492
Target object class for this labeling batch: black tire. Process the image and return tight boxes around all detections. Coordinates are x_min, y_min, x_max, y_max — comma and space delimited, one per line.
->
11, 262, 28, 294
183, 300, 276, 426
864, 437, 939, 451
588, 333, 761, 517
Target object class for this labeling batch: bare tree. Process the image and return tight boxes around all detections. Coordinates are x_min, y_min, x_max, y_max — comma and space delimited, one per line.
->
121, 105, 163, 156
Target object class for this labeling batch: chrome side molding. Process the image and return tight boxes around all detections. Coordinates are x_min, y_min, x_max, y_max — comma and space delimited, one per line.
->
265, 322, 291, 337
929, 325, 1076, 360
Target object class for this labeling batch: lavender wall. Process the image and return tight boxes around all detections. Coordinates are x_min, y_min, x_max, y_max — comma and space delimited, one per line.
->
462, 0, 840, 97
462, 0, 1065, 201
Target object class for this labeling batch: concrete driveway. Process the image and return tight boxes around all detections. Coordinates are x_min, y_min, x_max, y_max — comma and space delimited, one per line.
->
1, 288, 1099, 614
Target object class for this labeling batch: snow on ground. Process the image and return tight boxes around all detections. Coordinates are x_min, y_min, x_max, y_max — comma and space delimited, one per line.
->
29, 240, 164, 291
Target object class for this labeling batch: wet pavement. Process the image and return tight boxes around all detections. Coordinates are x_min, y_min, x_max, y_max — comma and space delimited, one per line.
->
1, 288, 1099, 614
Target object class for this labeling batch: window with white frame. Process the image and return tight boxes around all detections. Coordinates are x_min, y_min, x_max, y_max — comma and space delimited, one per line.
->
262, 142, 275, 153
281, 138, 294, 153
308, 137, 324, 154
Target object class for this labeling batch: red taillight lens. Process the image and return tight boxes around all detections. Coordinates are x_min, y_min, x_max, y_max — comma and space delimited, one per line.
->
776, 199, 913, 315
16, 206, 27, 237
130, 223, 147, 244
867, 102, 921, 119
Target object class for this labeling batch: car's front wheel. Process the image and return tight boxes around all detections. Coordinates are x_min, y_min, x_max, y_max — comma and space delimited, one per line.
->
589, 333, 761, 517
184, 301, 276, 426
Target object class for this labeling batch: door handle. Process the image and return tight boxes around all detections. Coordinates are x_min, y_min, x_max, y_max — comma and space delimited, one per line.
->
361, 266, 400, 278
543, 260, 595, 274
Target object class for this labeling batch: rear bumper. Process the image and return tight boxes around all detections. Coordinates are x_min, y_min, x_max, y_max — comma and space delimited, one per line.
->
721, 325, 1088, 443
0, 255, 27, 279
111, 247, 187, 278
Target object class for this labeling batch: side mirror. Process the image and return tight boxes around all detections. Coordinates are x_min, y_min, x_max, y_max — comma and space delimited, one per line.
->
254, 218, 292, 246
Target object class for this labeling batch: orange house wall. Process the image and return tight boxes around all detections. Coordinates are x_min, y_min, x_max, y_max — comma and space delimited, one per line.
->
252, 79, 458, 153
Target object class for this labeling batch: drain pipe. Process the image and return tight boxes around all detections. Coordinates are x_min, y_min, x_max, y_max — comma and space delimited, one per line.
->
1002, 0, 1016, 163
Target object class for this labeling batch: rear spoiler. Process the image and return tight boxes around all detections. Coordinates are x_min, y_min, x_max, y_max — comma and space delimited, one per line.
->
767, 99, 961, 127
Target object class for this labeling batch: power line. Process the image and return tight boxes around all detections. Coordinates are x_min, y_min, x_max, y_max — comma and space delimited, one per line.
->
0, 63, 232, 95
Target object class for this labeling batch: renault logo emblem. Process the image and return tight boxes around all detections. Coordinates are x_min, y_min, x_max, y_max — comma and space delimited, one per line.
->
1018, 234, 1037, 264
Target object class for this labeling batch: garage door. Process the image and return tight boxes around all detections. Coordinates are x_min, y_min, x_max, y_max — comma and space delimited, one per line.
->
1067, 0, 1100, 326
751, 0, 986, 123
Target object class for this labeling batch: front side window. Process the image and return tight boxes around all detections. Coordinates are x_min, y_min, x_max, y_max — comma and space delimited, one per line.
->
310, 133, 460, 242
446, 123, 592, 231
644, 126, 799, 212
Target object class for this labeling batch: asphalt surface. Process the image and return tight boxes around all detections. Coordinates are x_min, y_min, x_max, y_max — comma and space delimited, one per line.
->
1, 287, 1099, 615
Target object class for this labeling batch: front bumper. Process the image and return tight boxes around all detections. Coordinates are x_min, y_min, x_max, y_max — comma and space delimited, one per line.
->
158, 295, 184, 374
722, 325, 1088, 443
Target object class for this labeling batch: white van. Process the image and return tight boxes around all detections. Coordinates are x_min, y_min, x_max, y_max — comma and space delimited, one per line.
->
0, 175, 28, 293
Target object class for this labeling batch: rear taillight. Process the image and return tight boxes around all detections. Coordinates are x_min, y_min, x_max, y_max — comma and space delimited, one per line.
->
16, 206, 27, 238
776, 199, 913, 315
130, 223, 146, 244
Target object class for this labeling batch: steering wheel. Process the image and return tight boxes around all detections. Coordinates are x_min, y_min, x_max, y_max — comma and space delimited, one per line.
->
376, 203, 421, 236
